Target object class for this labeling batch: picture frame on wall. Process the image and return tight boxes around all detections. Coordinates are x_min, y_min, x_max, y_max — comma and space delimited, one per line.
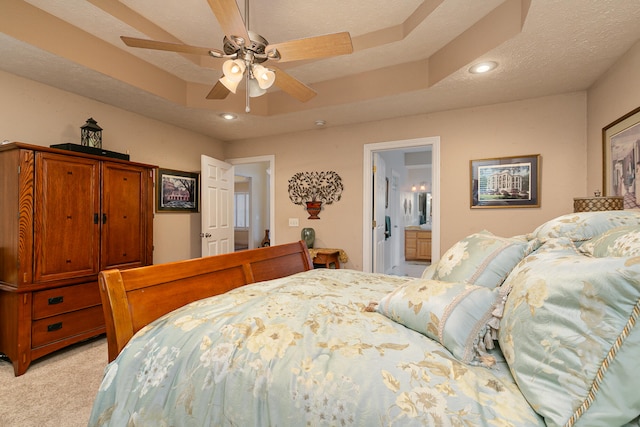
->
156, 168, 199, 212
470, 154, 540, 209
603, 105, 640, 209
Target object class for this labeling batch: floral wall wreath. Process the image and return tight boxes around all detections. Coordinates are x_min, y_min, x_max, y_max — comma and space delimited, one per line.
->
288, 171, 343, 219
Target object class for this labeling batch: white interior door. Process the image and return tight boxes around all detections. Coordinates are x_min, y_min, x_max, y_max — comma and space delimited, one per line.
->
373, 153, 386, 273
201, 154, 234, 257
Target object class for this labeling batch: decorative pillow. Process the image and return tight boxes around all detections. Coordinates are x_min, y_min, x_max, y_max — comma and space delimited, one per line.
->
530, 210, 640, 244
431, 230, 539, 289
420, 263, 436, 280
579, 225, 640, 257
498, 239, 640, 426
375, 279, 507, 366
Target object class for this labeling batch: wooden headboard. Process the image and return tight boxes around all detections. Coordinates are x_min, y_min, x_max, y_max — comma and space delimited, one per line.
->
98, 241, 314, 361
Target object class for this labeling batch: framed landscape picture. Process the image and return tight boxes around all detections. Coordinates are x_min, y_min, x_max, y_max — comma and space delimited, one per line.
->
603, 106, 640, 209
156, 168, 199, 212
470, 154, 540, 209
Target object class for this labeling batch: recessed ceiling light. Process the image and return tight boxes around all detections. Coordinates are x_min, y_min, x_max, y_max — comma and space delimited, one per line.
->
315, 119, 326, 127
219, 112, 237, 120
469, 61, 498, 74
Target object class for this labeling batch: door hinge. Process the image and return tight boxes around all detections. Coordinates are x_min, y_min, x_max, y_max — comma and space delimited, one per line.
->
372, 220, 377, 228
17, 165, 21, 174
372, 165, 376, 173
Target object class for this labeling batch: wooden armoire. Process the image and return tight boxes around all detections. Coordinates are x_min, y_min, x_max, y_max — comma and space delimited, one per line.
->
0, 142, 155, 375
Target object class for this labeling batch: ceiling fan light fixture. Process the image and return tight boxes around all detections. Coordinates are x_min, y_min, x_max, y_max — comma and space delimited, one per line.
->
219, 75, 241, 94
252, 64, 275, 89
469, 61, 498, 74
248, 78, 266, 97
222, 59, 246, 83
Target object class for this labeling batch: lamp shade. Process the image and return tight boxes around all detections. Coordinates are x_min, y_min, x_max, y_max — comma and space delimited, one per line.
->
247, 78, 266, 98
222, 59, 246, 83
219, 75, 241, 93
252, 64, 275, 89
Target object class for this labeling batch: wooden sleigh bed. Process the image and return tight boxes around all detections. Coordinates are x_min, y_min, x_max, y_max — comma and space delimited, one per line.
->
98, 240, 314, 361
92, 216, 640, 426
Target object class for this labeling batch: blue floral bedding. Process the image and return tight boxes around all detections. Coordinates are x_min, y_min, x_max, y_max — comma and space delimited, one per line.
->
89, 268, 543, 426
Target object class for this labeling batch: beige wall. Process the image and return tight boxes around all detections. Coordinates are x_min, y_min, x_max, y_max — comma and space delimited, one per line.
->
226, 92, 588, 269
587, 39, 640, 194
0, 70, 225, 264
7, 35, 640, 271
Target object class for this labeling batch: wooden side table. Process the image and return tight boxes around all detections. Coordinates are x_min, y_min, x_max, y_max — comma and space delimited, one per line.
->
308, 248, 348, 269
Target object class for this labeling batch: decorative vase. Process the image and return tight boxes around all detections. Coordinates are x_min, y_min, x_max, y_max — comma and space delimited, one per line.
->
301, 227, 315, 248
261, 229, 270, 247
305, 201, 322, 219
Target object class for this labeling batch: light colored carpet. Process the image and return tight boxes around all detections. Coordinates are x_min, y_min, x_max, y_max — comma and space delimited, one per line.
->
0, 336, 107, 427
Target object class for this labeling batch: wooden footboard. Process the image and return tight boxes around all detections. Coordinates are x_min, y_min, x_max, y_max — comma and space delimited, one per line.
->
98, 241, 314, 361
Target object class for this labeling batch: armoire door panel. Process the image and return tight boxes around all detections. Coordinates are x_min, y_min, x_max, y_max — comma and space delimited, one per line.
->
101, 163, 147, 270
33, 153, 100, 282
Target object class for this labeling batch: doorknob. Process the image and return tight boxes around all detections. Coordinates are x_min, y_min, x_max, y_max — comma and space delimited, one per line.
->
200, 232, 211, 238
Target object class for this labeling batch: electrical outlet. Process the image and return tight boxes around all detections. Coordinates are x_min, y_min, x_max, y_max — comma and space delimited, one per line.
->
288, 218, 299, 227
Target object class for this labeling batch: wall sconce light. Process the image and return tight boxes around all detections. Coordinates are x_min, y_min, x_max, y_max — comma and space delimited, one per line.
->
80, 117, 103, 148
412, 182, 428, 192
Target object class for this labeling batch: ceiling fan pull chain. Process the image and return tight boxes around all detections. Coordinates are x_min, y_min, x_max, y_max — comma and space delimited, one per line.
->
245, 70, 251, 113
245, 0, 250, 113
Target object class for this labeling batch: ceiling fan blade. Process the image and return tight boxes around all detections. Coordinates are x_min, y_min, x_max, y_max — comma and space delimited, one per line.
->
207, 0, 250, 43
121, 36, 223, 57
267, 32, 353, 63
271, 67, 317, 102
206, 80, 231, 99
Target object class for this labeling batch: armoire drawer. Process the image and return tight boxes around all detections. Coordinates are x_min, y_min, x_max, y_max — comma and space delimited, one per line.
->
31, 305, 104, 348
32, 282, 102, 320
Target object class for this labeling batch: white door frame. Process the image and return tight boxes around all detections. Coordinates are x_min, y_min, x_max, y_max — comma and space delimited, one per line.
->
226, 155, 276, 246
362, 137, 441, 273
372, 153, 386, 274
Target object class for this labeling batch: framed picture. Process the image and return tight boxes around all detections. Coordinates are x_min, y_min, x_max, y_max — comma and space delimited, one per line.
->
156, 168, 199, 212
603, 105, 640, 209
470, 154, 540, 208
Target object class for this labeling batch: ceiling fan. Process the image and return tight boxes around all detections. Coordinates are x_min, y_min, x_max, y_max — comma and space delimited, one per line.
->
120, 0, 353, 112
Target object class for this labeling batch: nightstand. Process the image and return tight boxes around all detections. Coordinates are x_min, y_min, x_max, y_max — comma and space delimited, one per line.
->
308, 248, 348, 269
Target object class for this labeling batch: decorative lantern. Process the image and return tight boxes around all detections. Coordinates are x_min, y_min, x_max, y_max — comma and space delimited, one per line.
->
80, 117, 103, 148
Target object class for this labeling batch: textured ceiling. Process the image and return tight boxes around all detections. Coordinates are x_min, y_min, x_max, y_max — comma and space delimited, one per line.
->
1, 0, 640, 141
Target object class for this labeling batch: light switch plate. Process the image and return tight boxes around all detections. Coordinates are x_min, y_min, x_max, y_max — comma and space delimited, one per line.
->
288, 218, 299, 227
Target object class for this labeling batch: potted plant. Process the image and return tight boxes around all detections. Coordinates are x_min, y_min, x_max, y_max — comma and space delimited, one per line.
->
288, 171, 343, 219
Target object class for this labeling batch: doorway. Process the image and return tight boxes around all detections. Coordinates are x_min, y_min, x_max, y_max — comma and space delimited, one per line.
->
362, 137, 440, 273
227, 155, 275, 249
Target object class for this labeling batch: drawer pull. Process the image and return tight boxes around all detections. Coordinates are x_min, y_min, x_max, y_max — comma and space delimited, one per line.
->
48, 296, 64, 305
47, 322, 63, 332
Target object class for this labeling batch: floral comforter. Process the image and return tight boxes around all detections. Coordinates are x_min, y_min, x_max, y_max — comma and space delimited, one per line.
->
89, 269, 543, 426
